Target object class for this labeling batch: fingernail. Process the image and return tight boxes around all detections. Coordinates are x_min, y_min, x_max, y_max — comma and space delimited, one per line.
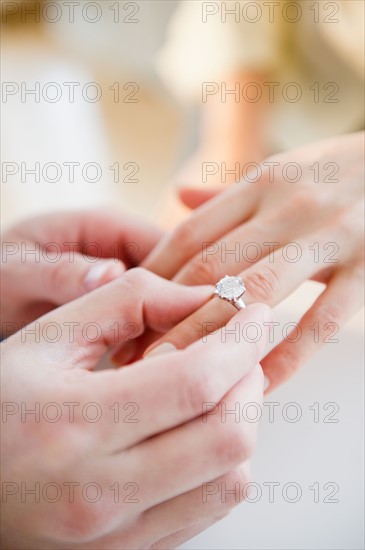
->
84, 261, 124, 292
144, 343, 177, 358
263, 376, 270, 392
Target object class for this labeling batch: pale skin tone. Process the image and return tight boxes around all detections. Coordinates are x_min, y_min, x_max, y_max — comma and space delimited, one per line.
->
157, 71, 268, 228
1, 212, 271, 549
143, 133, 365, 392
177, 71, 268, 187
2, 130, 364, 544
0, 209, 163, 334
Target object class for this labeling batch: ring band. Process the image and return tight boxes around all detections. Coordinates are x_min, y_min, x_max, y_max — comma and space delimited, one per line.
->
214, 275, 246, 311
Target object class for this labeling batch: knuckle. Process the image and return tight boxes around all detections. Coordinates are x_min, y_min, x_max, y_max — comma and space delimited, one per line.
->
244, 265, 280, 302
123, 266, 149, 285
188, 314, 214, 342
57, 497, 114, 544
219, 466, 251, 510
183, 254, 220, 285
328, 208, 362, 245
119, 267, 153, 303
171, 221, 197, 251
214, 423, 253, 467
335, 215, 353, 239
265, 190, 322, 224
293, 190, 318, 210
273, 346, 301, 380
315, 303, 342, 329
178, 366, 217, 415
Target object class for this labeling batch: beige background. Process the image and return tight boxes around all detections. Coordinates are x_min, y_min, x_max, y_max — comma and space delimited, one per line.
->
1, 3, 364, 548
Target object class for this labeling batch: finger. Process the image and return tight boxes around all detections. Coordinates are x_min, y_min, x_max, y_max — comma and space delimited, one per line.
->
10, 251, 126, 305
123, 213, 283, 361
109, 365, 264, 511
13, 209, 164, 266
173, 192, 336, 285
173, 218, 283, 285
179, 187, 220, 210
74, 209, 165, 265
101, 517, 220, 550
13, 269, 213, 369
111, 327, 159, 366
143, 179, 259, 279
144, 225, 349, 353
3, 209, 164, 306
151, 518, 221, 550
141, 463, 251, 546
262, 264, 364, 392
2, 237, 126, 305
93, 304, 270, 450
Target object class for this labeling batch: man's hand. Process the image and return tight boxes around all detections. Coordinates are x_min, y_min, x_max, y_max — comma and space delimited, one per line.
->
1, 209, 163, 335
1, 269, 271, 549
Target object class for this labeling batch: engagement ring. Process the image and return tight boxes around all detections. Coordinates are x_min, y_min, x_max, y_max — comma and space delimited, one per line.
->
214, 275, 246, 310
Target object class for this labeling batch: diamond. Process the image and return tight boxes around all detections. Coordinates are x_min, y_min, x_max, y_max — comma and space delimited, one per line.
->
215, 275, 245, 301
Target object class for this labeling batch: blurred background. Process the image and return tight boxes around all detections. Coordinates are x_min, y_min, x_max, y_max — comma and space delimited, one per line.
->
2, 0, 364, 228
1, 0, 184, 227
1, 1, 364, 548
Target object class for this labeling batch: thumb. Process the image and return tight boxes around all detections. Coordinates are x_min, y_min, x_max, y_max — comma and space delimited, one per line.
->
179, 187, 221, 210
31, 253, 126, 304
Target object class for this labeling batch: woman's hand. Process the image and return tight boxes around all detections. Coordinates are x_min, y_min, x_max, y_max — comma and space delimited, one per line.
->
143, 133, 365, 392
1, 209, 163, 336
1, 268, 271, 549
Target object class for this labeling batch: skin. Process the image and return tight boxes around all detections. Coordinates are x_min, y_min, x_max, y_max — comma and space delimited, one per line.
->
1, 269, 271, 549
157, 71, 268, 229
1, 210, 272, 548
143, 132, 365, 392
176, 71, 268, 187
1, 209, 163, 334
